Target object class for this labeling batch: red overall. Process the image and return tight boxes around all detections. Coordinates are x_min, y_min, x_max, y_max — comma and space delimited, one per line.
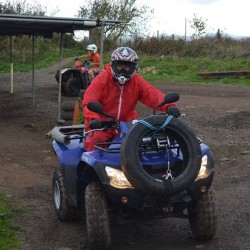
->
82, 67, 176, 151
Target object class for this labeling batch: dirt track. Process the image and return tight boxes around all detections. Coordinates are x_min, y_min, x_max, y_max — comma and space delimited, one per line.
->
0, 62, 250, 250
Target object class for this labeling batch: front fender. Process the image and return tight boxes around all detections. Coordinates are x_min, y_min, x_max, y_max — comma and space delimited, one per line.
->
52, 139, 84, 167
187, 150, 214, 199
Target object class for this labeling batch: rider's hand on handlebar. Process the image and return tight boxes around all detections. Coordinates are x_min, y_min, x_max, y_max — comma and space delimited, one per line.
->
166, 106, 181, 118
89, 119, 118, 130
74, 57, 78, 61
89, 119, 102, 129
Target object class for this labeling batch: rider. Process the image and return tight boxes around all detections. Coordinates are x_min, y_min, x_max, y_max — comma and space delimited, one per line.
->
82, 47, 181, 151
77, 44, 101, 80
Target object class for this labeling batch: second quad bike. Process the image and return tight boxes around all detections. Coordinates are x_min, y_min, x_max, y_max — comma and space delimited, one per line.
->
55, 60, 91, 97
51, 92, 217, 249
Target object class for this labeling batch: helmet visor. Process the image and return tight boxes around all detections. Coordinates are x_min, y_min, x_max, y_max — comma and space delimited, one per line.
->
112, 61, 135, 75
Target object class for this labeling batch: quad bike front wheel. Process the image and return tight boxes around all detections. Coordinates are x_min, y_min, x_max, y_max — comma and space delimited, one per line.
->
52, 170, 80, 221
85, 182, 111, 250
188, 188, 217, 241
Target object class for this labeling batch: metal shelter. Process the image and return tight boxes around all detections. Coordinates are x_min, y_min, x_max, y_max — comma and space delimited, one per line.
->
0, 14, 122, 121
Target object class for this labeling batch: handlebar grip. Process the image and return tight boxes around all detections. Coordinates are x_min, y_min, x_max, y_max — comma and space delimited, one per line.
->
89, 120, 116, 129
89, 119, 102, 129
101, 120, 116, 127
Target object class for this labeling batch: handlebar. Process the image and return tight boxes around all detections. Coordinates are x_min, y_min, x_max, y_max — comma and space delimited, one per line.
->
89, 119, 119, 130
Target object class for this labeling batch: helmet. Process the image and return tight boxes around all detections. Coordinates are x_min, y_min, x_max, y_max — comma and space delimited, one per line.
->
111, 47, 138, 85
86, 44, 97, 54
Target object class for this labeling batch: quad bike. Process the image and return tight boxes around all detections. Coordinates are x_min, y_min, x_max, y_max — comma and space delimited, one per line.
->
55, 60, 92, 97
51, 92, 217, 250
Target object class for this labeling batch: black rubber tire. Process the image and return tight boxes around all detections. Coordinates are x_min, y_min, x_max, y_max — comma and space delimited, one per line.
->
121, 115, 202, 197
188, 188, 217, 241
60, 81, 67, 94
79, 90, 86, 100
55, 70, 60, 82
61, 111, 73, 121
55, 70, 66, 94
81, 72, 90, 90
64, 79, 80, 97
52, 170, 80, 221
61, 101, 77, 112
85, 182, 111, 250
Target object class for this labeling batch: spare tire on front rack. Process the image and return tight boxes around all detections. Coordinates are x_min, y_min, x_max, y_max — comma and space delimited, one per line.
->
120, 115, 202, 199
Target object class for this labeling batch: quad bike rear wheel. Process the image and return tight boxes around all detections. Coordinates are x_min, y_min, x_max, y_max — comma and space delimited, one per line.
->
60, 81, 67, 95
188, 187, 217, 241
64, 79, 80, 97
121, 115, 202, 198
52, 170, 80, 221
85, 182, 111, 250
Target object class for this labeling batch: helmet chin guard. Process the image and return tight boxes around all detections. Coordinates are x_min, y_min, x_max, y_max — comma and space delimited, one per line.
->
116, 76, 128, 85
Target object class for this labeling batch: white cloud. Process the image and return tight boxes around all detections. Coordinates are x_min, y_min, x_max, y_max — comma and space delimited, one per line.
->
140, 0, 250, 37
183, 0, 220, 4
3, 0, 250, 37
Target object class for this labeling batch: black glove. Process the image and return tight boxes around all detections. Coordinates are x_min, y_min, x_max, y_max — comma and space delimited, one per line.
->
74, 57, 78, 61
89, 119, 116, 129
89, 119, 102, 129
166, 106, 181, 118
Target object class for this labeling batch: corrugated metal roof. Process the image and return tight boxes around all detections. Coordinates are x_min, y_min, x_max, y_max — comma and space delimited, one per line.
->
0, 14, 122, 116
0, 14, 122, 37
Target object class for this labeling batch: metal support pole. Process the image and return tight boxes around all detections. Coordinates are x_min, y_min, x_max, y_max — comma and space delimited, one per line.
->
185, 18, 187, 43
32, 35, 35, 109
99, 21, 105, 73
57, 32, 64, 123
10, 36, 13, 94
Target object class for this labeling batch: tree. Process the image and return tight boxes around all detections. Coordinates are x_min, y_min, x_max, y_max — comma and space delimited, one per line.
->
0, 0, 47, 15
77, 0, 154, 47
0, 1, 62, 63
190, 14, 207, 39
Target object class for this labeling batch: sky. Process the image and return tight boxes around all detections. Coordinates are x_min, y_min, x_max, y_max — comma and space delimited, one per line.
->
12, 0, 250, 38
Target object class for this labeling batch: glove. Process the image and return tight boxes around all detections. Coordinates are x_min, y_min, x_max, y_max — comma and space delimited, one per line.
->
89, 119, 102, 129
166, 106, 181, 118
89, 119, 116, 129
74, 57, 78, 61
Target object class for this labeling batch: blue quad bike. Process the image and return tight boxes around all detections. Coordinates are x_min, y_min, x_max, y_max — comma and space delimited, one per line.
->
51, 92, 217, 249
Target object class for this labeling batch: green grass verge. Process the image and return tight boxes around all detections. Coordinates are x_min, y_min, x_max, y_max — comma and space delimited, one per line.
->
138, 55, 250, 86
0, 192, 22, 250
1, 50, 250, 86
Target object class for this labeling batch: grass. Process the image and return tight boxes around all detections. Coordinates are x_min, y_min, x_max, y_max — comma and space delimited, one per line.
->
58, 53, 250, 86
0, 192, 22, 250
138, 55, 250, 86
52, 52, 250, 86
1, 48, 250, 86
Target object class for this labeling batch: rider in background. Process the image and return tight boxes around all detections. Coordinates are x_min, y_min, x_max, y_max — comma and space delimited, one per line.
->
82, 47, 181, 151
77, 44, 101, 80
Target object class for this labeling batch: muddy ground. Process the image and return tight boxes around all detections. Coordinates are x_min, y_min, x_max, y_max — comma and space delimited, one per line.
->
0, 62, 250, 250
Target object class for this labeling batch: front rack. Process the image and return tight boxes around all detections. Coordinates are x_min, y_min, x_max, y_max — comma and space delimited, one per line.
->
94, 142, 121, 155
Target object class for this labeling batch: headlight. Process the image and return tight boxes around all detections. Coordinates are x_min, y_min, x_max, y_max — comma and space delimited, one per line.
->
105, 166, 134, 189
196, 155, 209, 180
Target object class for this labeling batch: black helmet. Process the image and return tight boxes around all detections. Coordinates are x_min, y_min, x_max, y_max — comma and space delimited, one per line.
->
111, 47, 138, 85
